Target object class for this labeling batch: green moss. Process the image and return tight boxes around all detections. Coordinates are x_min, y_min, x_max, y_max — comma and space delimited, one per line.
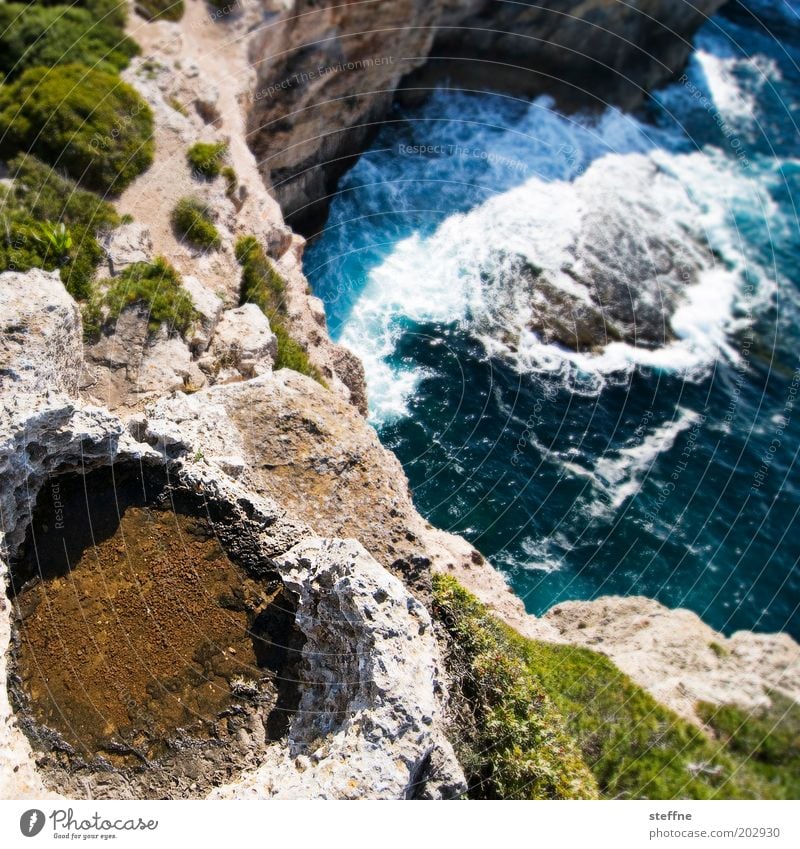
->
170, 197, 221, 249
234, 235, 323, 383
1, 154, 120, 300
709, 641, 729, 658
167, 96, 188, 116
104, 257, 198, 335
221, 165, 238, 197
431, 575, 598, 799
134, 0, 185, 21
432, 575, 800, 800
0, 64, 154, 194
0, 4, 138, 79
187, 141, 227, 179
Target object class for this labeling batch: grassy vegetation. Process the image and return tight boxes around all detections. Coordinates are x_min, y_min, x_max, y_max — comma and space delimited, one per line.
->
431, 574, 598, 799
0, 64, 154, 193
104, 257, 197, 335
234, 235, 323, 381
432, 574, 800, 800
697, 696, 800, 799
170, 196, 221, 249
134, 0, 185, 22
187, 141, 227, 179
0, 4, 138, 80
1, 154, 120, 299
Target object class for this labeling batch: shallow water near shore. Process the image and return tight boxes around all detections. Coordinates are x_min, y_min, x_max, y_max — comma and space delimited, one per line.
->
306, 1, 800, 638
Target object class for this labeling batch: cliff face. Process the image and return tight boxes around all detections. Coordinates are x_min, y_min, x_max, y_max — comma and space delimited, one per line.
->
246, 0, 725, 229
3, 0, 798, 801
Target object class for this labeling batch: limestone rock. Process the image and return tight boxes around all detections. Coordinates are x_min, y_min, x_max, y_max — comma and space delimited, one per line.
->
137, 337, 207, 394
0, 269, 82, 398
101, 221, 153, 274
206, 303, 277, 378
211, 537, 466, 799
181, 274, 224, 353
85, 309, 205, 407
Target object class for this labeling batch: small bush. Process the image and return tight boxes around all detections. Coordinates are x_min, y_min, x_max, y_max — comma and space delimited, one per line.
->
0, 64, 154, 194
187, 141, 227, 179
134, 0, 185, 21
1, 154, 120, 300
104, 257, 198, 335
235, 234, 323, 382
81, 296, 104, 342
0, 5, 138, 79
170, 197, 221, 249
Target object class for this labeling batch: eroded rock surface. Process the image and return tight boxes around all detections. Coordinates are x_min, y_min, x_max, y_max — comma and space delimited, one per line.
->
0, 268, 464, 800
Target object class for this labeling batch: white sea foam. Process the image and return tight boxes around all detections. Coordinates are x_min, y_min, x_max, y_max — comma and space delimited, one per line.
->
327, 74, 780, 425
593, 409, 700, 511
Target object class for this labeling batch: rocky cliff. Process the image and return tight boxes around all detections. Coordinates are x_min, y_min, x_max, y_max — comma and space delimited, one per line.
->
1, 0, 798, 802
245, 0, 726, 229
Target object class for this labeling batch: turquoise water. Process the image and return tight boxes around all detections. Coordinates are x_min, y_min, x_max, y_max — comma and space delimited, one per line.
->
305, 1, 800, 637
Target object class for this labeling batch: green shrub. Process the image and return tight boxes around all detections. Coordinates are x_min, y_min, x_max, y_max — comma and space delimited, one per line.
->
1, 154, 120, 299
104, 257, 198, 335
187, 141, 227, 179
0, 64, 154, 194
81, 296, 104, 342
432, 575, 598, 799
234, 234, 323, 382
170, 196, 221, 249
134, 0, 185, 21
0, 5, 138, 79
31, 0, 129, 28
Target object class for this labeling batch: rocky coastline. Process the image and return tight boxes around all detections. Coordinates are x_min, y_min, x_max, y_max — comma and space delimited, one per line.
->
1, 0, 798, 800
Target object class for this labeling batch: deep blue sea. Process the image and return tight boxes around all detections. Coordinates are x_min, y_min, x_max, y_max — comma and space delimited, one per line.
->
305, 0, 800, 638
